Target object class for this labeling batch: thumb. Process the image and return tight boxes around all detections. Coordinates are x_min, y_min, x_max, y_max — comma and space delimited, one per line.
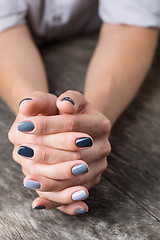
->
56, 90, 87, 115
19, 91, 58, 116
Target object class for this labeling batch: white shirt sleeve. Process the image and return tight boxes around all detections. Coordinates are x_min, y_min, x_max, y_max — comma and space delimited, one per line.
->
99, 0, 160, 28
0, 0, 27, 32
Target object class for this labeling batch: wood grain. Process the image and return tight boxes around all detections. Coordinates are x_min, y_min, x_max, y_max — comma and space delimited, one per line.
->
0, 33, 159, 239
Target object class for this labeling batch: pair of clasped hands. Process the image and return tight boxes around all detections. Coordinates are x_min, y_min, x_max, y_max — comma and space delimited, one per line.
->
8, 90, 111, 215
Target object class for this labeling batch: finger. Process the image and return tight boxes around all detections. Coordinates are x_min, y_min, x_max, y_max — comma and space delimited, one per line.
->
17, 113, 110, 136
13, 137, 110, 173
13, 132, 93, 151
37, 186, 89, 204
57, 202, 88, 215
56, 90, 87, 114
23, 158, 106, 192
19, 91, 58, 116
32, 197, 88, 215
32, 197, 61, 210
14, 144, 82, 164
23, 175, 77, 192
24, 160, 89, 180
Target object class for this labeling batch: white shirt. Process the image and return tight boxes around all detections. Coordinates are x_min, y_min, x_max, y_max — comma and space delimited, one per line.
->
0, 0, 160, 44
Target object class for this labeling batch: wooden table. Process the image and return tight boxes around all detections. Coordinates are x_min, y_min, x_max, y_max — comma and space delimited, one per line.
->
0, 33, 159, 240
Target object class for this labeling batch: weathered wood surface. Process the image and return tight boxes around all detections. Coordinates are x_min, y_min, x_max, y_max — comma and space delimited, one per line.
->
0, 33, 159, 239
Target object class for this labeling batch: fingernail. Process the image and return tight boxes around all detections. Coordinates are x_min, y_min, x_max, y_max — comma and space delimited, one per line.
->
61, 97, 75, 105
76, 208, 87, 214
72, 164, 88, 175
33, 206, 46, 210
18, 146, 34, 158
24, 180, 41, 189
72, 190, 88, 201
76, 137, 93, 148
18, 121, 35, 132
19, 98, 33, 106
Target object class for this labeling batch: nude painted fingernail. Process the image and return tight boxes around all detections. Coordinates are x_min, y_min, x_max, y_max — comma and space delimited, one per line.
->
72, 190, 88, 201
61, 97, 75, 105
19, 98, 33, 106
24, 180, 41, 189
18, 121, 35, 132
72, 164, 88, 175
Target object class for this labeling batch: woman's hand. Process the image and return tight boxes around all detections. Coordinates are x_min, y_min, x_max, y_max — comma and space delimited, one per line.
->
8, 90, 111, 215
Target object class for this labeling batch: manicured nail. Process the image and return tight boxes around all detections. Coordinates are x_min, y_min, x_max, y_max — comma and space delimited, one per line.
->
18, 121, 35, 132
72, 190, 88, 201
61, 97, 75, 105
24, 180, 41, 189
19, 98, 33, 106
33, 206, 46, 210
76, 137, 93, 148
18, 146, 34, 158
76, 209, 87, 214
72, 164, 88, 175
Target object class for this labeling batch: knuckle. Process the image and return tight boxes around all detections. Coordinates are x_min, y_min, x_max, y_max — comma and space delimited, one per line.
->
40, 119, 48, 135
61, 136, 67, 149
28, 163, 38, 175
8, 129, 14, 143
101, 140, 111, 157
95, 174, 101, 185
22, 167, 27, 176
98, 158, 108, 174
32, 135, 43, 146
12, 148, 16, 160
75, 175, 85, 185
12, 148, 19, 163
102, 158, 108, 172
102, 117, 111, 134
57, 166, 70, 179
107, 142, 112, 155
66, 115, 77, 132
46, 182, 56, 192
72, 151, 81, 160
41, 149, 48, 163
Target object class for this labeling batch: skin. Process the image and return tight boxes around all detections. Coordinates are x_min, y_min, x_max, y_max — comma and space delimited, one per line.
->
9, 90, 110, 213
0, 22, 158, 215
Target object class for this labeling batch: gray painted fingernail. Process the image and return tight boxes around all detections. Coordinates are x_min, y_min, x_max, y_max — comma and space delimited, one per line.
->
76, 208, 87, 214
34, 206, 46, 210
76, 137, 93, 148
72, 190, 88, 201
72, 164, 88, 175
61, 97, 75, 105
18, 121, 35, 132
24, 180, 41, 189
19, 98, 33, 106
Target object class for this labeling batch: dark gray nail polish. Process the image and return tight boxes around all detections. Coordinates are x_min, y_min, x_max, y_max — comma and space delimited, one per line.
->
34, 206, 46, 210
24, 180, 41, 189
18, 121, 35, 132
72, 190, 88, 201
76, 209, 87, 214
19, 98, 33, 106
72, 164, 88, 175
18, 146, 34, 158
61, 97, 75, 105
76, 137, 93, 148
